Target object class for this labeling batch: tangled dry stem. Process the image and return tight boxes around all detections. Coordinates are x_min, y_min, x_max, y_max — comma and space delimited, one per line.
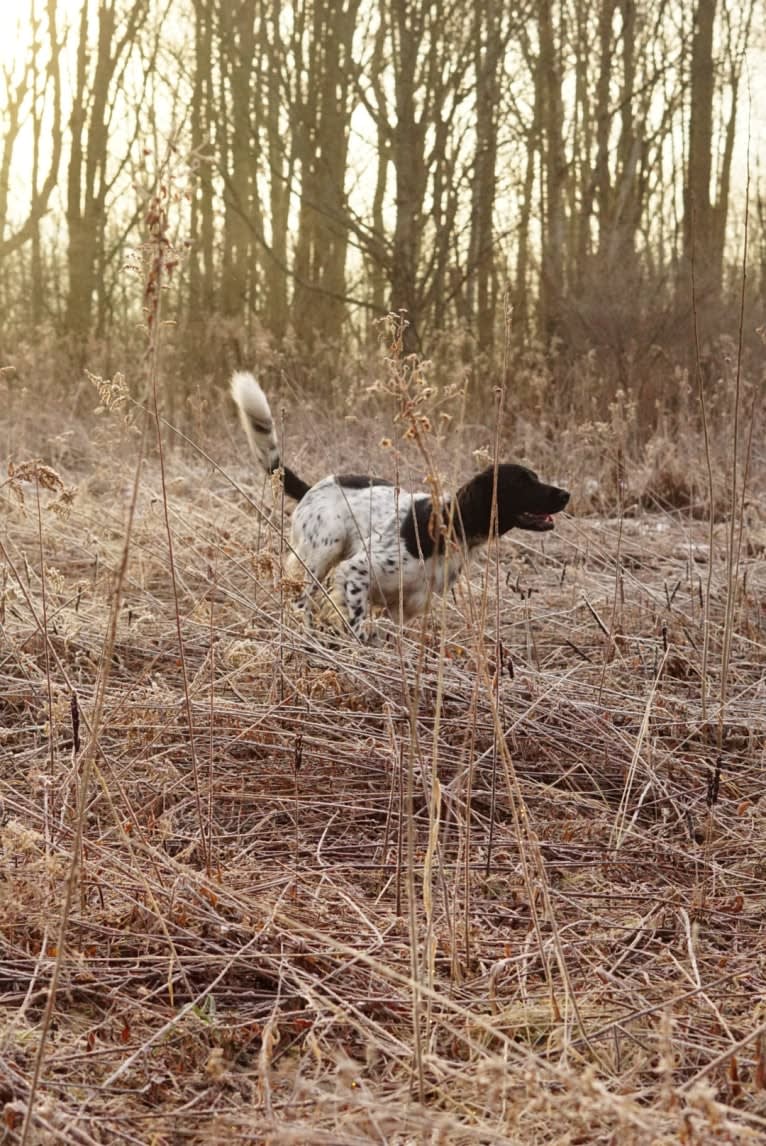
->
1, 402, 765, 1145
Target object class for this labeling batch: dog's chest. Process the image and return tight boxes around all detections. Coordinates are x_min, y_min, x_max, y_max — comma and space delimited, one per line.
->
366, 543, 463, 617
338, 489, 466, 585
373, 517, 465, 608
424, 546, 465, 593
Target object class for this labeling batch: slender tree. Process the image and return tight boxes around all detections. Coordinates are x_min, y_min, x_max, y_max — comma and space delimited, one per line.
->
0, 0, 61, 267
683, 0, 717, 297
537, 0, 566, 341
66, 0, 150, 346
188, 0, 216, 327
466, 0, 509, 350
218, 0, 263, 320
291, 0, 360, 346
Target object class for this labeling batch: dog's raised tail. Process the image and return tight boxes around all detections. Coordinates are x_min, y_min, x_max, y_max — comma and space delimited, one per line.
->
230, 371, 311, 502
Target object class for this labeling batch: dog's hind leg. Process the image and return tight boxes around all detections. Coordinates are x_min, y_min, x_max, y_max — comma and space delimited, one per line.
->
285, 536, 345, 620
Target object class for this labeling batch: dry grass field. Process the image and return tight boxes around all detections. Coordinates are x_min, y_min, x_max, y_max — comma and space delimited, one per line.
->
1, 364, 765, 1145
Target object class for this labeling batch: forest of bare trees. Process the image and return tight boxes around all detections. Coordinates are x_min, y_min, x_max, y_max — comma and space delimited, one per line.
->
0, 0, 762, 395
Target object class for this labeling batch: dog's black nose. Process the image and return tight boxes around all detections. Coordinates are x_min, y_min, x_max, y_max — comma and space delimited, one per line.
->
556, 488, 570, 509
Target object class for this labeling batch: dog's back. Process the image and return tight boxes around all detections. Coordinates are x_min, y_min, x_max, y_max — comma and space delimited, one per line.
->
287, 476, 411, 576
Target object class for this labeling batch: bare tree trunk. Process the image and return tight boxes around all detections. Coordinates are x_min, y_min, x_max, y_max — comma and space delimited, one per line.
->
0, 0, 61, 265
612, 0, 641, 277
388, 0, 428, 350
189, 0, 216, 325
513, 32, 541, 347
710, 0, 754, 291
757, 192, 766, 304
66, 0, 148, 348
468, 0, 502, 350
263, 0, 290, 341
683, 0, 717, 298
65, 2, 94, 343
219, 0, 262, 320
365, 20, 389, 334
30, 1, 43, 325
292, 0, 359, 347
570, 0, 597, 294
593, 0, 617, 266
340, 13, 396, 338
537, 0, 566, 341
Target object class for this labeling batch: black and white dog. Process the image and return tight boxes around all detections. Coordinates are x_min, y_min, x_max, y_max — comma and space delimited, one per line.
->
231, 371, 569, 638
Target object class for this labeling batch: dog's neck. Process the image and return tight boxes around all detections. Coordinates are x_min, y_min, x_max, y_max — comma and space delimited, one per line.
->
448, 472, 504, 548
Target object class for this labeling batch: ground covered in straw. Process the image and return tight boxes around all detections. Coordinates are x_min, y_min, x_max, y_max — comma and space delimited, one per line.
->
1, 394, 766, 1145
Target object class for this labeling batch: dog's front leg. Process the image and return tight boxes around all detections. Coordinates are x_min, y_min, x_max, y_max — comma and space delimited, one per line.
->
334, 555, 373, 641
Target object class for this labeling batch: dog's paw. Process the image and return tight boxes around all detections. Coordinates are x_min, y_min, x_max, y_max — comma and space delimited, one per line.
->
310, 586, 352, 635
307, 588, 381, 646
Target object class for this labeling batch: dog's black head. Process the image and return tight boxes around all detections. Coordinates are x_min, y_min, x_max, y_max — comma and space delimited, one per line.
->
456, 464, 570, 544
495, 463, 570, 533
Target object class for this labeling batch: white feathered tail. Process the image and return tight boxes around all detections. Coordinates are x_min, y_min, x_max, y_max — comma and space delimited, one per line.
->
231, 371, 280, 473
230, 371, 311, 501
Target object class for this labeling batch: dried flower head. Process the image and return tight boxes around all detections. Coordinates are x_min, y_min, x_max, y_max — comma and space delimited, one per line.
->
89, 370, 133, 423
4, 460, 65, 508
50, 486, 77, 519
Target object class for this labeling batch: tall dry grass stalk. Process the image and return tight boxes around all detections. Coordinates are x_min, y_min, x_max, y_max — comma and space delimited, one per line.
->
144, 186, 210, 876
719, 146, 754, 746
691, 219, 716, 728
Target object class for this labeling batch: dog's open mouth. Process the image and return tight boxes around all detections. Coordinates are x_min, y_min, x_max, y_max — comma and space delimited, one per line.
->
514, 511, 556, 531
